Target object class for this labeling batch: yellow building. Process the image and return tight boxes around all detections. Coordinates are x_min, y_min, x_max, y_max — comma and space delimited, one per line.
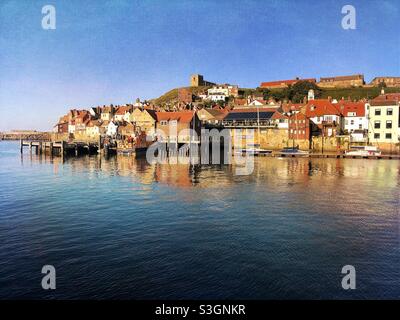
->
129, 108, 157, 136
367, 93, 400, 152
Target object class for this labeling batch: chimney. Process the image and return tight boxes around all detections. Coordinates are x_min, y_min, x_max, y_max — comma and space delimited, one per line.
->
327, 96, 332, 102
381, 88, 385, 95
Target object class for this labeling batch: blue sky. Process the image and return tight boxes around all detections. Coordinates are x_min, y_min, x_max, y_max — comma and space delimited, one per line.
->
0, 0, 399, 131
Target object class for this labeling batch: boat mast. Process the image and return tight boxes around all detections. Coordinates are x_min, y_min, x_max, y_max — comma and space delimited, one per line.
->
257, 104, 260, 146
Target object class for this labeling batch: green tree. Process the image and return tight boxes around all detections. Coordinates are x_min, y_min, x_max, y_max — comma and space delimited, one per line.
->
290, 81, 321, 103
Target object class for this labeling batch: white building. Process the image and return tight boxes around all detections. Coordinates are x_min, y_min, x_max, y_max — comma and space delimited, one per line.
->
106, 121, 118, 136
335, 101, 368, 133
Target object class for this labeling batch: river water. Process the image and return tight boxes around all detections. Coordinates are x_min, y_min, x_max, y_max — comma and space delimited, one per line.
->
0, 141, 399, 299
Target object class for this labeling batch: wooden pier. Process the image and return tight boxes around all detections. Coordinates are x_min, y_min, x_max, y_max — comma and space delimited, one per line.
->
20, 140, 102, 156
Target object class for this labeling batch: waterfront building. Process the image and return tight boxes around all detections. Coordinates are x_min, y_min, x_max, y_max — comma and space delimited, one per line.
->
288, 111, 311, 141
197, 108, 227, 126
118, 122, 136, 138
271, 111, 289, 129
336, 101, 368, 133
129, 108, 157, 137
155, 111, 201, 144
85, 120, 104, 138
54, 115, 69, 134
305, 99, 343, 137
366, 92, 400, 150
106, 121, 119, 137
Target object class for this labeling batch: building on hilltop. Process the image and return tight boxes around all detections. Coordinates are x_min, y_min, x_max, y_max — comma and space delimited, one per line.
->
369, 77, 400, 87
190, 74, 216, 87
318, 74, 365, 88
260, 77, 316, 89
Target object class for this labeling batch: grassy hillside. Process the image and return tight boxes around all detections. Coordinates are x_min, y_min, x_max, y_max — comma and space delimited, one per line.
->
152, 85, 400, 105
151, 86, 211, 105
319, 87, 400, 100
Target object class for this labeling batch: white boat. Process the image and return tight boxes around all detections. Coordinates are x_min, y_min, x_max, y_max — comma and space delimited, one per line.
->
241, 143, 272, 155
345, 146, 381, 156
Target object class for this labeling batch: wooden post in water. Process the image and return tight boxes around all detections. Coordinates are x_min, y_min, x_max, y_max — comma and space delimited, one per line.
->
20, 139, 23, 153
98, 135, 102, 154
61, 141, 66, 156
29, 141, 32, 153
39, 142, 43, 154
49, 142, 53, 156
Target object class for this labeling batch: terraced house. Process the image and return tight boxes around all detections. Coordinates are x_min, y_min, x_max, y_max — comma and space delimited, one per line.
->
366, 92, 400, 153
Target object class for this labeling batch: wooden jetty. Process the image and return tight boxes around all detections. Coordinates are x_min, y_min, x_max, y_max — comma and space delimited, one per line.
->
20, 140, 102, 156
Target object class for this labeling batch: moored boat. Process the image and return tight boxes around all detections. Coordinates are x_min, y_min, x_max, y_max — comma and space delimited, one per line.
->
240, 143, 272, 156
345, 146, 381, 156
279, 146, 309, 156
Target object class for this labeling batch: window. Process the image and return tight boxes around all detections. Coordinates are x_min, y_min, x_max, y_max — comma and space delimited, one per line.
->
160, 120, 168, 125
374, 133, 380, 139
385, 133, 392, 139
359, 124, 362, 129
170, 120, 177, 125
374, 121, 380, 129
386, 120, 392, 129
375, 109, 381, 116
387, 108, 393, 116
350, 120, 354, 125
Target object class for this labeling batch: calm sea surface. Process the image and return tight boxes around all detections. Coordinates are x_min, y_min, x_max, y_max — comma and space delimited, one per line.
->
0, 141, 399, 299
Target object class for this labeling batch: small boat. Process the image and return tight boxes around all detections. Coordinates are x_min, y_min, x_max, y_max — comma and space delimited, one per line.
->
279, 146, 309, 156
345, 146, 381, 156
240, 143, 272, 156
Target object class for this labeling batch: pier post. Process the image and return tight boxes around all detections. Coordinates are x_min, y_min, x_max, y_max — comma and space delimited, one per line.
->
98, 136, 102, 154
20, 139, 23, 153
61, 141, 65, 156
49, 142, 53, 156
39, 142, 43, 154
29, 141, 32, 153
75, 145, 79, 156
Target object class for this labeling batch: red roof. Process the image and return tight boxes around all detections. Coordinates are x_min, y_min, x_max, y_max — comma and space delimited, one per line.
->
271, 111, 288, 120
115, 106, 130, 115
260, 78, 316, 88
230, 107, 278, 113
371, 93, 400, 105
281, 103, 305, 113
156, 111, 195, 123
305, 99, 342, 117
336, 101, 365, 117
